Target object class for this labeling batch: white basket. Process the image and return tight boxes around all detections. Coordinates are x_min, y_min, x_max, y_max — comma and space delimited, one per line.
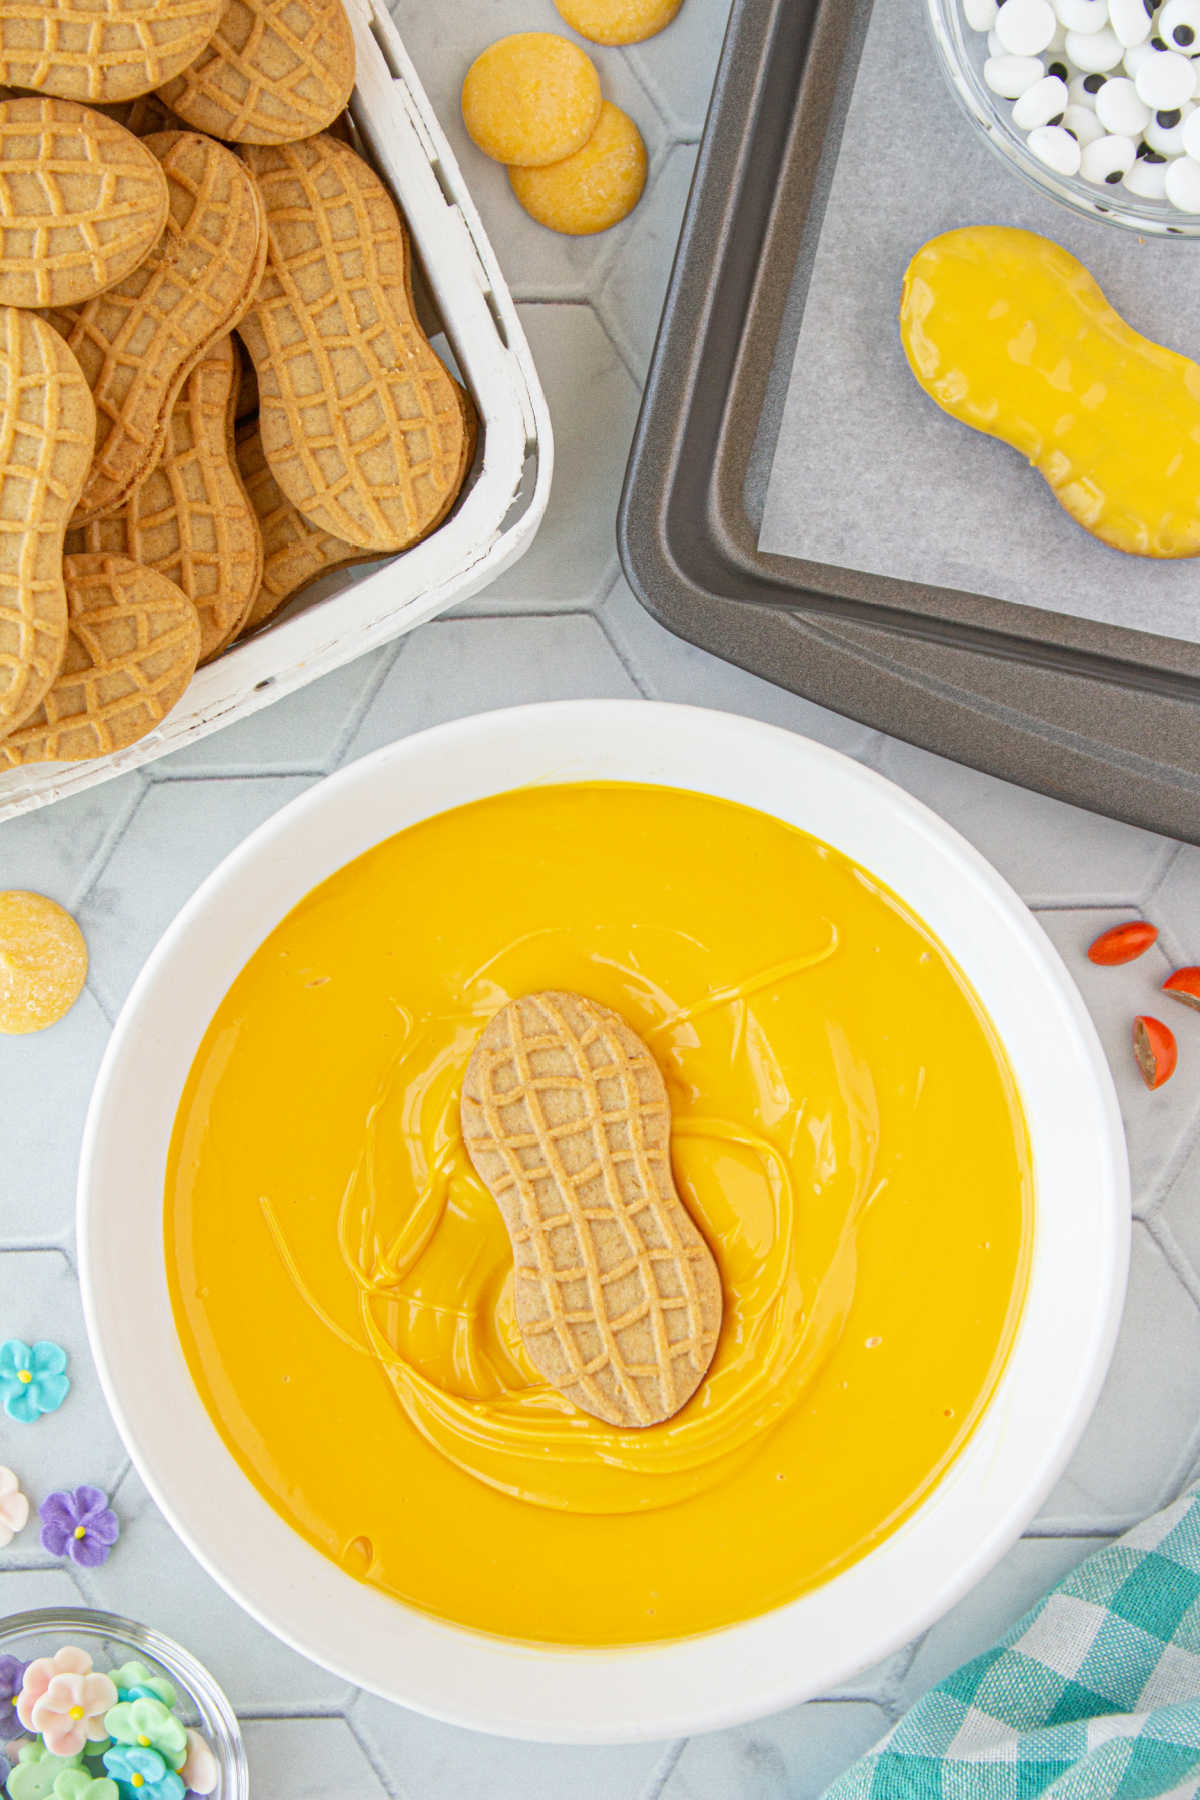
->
0, 0, 552, 821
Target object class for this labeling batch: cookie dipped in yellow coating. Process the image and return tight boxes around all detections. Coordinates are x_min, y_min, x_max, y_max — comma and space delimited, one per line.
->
900, 226, 1200, 558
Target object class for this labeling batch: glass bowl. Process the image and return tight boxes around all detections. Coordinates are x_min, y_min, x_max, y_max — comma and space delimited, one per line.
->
0, 1609, 247, 1799
927, 0, 1200, 234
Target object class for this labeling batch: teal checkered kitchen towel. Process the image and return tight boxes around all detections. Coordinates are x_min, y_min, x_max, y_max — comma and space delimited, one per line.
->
823, 1485, 1200, 1799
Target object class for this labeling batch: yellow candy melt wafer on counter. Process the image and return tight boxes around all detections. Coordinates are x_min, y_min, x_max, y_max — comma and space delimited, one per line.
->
554, 0, 683, 44
461, 32, 602, 167
509, 100, 646, 233
0, 891, 87, 1034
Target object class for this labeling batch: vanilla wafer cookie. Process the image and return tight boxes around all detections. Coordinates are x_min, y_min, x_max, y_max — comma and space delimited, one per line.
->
234, 417, 366, 632
156, 0, 355, 145
0, 304, 94, 738
238, 133, 475, 554
0, 0, 225, 105
43, 128, 266, 523
0, 97, 169, 309
461, 992, 724, 1430
0, 551, 199, 763
69, 336, 261, 662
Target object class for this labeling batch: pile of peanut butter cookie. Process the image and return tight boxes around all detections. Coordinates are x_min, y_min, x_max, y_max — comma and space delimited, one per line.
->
0, 0, 476, 768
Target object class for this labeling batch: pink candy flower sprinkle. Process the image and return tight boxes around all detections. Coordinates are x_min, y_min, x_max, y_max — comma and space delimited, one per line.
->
16, 1647, 116, 1755
180, 1727, 219, 1796
0, 1467, 28, 1547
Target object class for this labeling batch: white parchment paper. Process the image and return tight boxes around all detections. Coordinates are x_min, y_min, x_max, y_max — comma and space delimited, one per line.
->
758, 0, 1200, 645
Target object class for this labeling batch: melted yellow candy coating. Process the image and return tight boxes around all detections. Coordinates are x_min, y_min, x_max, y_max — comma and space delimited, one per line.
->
900, 225, 1200, 558
165, 783, 1032, 1646
509, 102, 646, 235
0, 890, 87, 1034
461, 33, 602, 168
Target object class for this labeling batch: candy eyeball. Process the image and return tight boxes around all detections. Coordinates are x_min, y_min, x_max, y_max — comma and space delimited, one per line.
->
985, 50, 1048, 93
1066, 24, 1125, 68
1133, 46, 1196, 106
1123, 145, 1171, 188
1062, 97, 1107, 136
1109, 0, 1152, 47
1160, 0, 1200, 51
1052, 0, 1109, 30
1164, 148, 1200, 198
1095, 72, 1152, 128
963, 0, 1200, 208
995, 0, 1058, 52
1081, 127, 1138, 175
1013, 71, 1070, 121
1027, 118, 1085, 164
1144, 97, 1194, 150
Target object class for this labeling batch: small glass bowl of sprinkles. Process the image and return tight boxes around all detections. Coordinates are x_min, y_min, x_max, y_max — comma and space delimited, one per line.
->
928, 0, 1200, 231
0, 1609, 246, 1800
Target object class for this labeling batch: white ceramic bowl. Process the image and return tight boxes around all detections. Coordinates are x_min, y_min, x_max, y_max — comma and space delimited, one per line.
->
79, 701, 1130, 1745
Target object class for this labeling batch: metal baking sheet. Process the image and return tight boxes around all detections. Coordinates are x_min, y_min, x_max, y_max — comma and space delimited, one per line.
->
617, 0, 1200, 842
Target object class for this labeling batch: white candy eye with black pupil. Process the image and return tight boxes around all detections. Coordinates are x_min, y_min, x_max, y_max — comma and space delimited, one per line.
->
1160, 0, 1200, 50
963, 0, 1200, 209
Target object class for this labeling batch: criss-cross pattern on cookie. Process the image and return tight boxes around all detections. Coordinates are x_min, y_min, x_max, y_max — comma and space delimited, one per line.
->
0, 552, 198, 763
0, 0, 224, 104
72, 338, 262, 661
0, 308, 92, 729
159, 0, 353, 143
242, 136, 469, 552
470, 993, 720, 1427
0, 102, 166, 307
44, 133, 264, 519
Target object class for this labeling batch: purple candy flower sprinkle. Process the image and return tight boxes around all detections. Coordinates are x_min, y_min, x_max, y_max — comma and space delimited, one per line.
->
39, 1485, 119, 1568
0, 1655, 28, 1730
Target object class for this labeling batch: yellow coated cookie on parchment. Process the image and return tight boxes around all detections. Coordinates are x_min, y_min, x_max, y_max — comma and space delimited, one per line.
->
0, 891, 88, 1034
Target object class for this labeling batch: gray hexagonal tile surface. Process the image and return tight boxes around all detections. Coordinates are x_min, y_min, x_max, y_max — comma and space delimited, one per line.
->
4, 0, 1200, 1793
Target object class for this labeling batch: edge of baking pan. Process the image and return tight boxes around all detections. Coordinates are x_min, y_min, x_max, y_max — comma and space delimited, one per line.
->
618, 0, 1200, 843
0, 0, 553, 824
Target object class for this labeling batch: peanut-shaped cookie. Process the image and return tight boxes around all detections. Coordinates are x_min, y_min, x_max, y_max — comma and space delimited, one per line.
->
0, 97, 170, 308
901, 226, 1200, 559
0, 0, 225, 105
234, 418, 369, 633
43, 129, 266, 522
461, 991, 724, 1430
70, 336, 262, 662
156, 0, 356, 145
238, 133, 475, 554
0, 551, 199, 764
0, 305, 94, 738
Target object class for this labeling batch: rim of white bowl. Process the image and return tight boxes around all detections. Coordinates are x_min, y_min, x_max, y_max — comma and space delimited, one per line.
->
79, 701, 1130, 1745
